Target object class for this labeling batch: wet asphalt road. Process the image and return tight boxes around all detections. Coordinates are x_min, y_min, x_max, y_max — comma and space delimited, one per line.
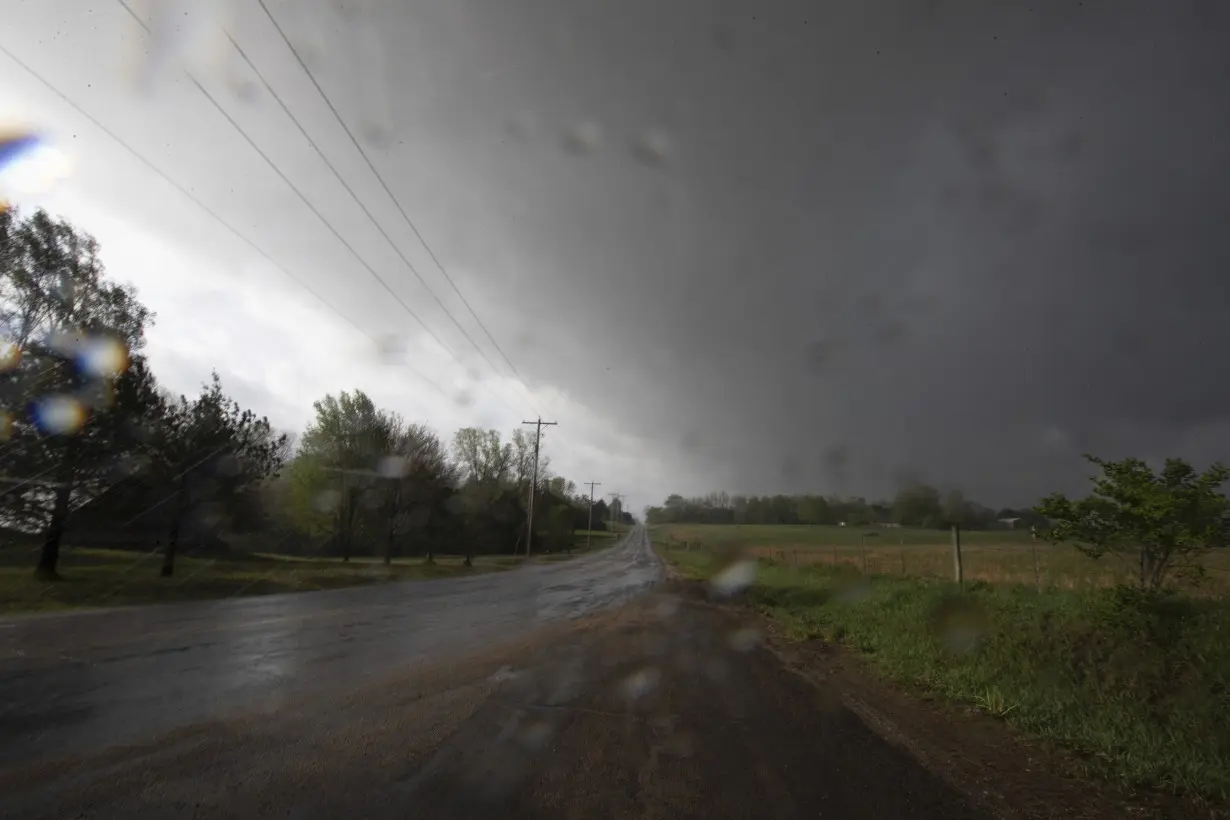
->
0, 528, 662, 767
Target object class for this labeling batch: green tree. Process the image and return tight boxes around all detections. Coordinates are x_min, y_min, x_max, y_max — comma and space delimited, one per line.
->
378, 422, 455, 564
149, 373, 286, 576
1035, 454, 1230, 589
1, 208, 159, 577
297, 390, 402, 561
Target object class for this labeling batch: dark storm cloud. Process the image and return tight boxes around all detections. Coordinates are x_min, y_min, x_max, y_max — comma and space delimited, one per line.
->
383, 0, 1230, 504
10, 0, 1225, 508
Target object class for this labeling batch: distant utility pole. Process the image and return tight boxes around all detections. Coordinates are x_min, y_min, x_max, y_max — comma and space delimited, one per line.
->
608, 492, 625, 533
584, 481, 602, 547
521, 416, 557, 557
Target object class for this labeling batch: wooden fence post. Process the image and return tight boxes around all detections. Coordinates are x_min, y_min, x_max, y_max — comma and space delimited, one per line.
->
951, 524, 963, 587
1032, 539, 1041, 592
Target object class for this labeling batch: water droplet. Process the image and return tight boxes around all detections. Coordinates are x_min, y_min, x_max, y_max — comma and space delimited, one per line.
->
620, 666, 661, 702
728, 627, 762, 652
805, 339, 842, 371
453, 389, 474, 408
46, 326, 86, 358
629, 128, 673, 167
0, 131, 71, 204
314, 488, 341, 513
506, 110, 537, 140
377, 455, 409, 479
710, 559, 756, 597
214, 453, 241, 477
32, 394, 87, 434
519, 721, 553, 751
373, 334, 404, 364
75, 380, 116, 411
0, 341, 20, 372
931, 597, 988, 654
562, 121, 603, 156
654, 596, 680, 619
490, 665, 519, 683
77, 336, 130, 379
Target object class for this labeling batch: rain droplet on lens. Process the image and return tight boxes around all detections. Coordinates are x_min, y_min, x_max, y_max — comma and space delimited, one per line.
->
33, 394, 86, 434
728, 627, 762, 652
77, 336, 130, 379
506, 110, 537, 140
0, 131, 72, 203
214, 453, 241, 477
377, 455, 409, 479
454, 389, 474, 408
805, 339, 841, 371
373, 334, 403, 363
519, 721, 553, 751
315, 488, 341, 513
75, 380, 116, 411
710, 559, 756, 597
620, 666, 661, 702
0, 341, 21, 372
629, 128, 673, 167
47, 326, 85, 358
562, 120, 603, 156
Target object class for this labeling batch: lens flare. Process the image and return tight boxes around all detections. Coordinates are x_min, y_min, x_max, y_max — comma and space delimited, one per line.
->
33, 394, 87, 435
77, 336, 130, 379
0, 131, 72, 209
0, 341, 21, 372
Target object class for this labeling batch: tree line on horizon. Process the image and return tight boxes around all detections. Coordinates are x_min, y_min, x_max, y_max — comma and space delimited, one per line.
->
1, 209, 629, 579
644, 487, 1048, 530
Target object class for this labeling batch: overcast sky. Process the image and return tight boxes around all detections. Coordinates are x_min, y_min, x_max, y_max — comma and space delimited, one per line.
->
2, 0, 1229, 512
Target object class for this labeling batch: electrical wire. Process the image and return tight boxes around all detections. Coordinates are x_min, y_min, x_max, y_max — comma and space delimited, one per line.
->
114, 0, 464, 366
251, 0, 562, 424
0, 40, 449, 401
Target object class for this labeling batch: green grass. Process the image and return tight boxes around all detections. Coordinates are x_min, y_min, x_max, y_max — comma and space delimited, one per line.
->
0, 528, 625, 614
0, 546, 520, 615
656, 532, 1230, 803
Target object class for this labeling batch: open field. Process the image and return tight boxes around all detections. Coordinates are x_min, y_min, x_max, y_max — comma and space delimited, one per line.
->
653, 526, 1230, 805
655, 523, 1230, 594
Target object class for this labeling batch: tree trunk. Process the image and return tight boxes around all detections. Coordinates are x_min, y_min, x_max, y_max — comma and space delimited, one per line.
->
36, 440, 78, 580
162, 480, 189, 578
161, 519, 180, 577
36, 480, 72, 579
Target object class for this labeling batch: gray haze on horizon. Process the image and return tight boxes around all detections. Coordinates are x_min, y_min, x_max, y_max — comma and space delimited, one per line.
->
3, 0, 1229, 510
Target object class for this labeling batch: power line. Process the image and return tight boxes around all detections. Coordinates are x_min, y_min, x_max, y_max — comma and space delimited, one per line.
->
114, 0, 463, 366
218, 26, 511, 385
251, 0, 555, 417
0, 40, 449, 400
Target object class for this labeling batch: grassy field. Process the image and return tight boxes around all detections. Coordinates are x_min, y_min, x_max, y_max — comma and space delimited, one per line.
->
654, 524, 1230, 804
656, 523, 1230, 594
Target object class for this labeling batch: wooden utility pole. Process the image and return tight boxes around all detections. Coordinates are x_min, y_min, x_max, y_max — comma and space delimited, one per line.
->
521, 417, 557, 556
584, 481, 602, 548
